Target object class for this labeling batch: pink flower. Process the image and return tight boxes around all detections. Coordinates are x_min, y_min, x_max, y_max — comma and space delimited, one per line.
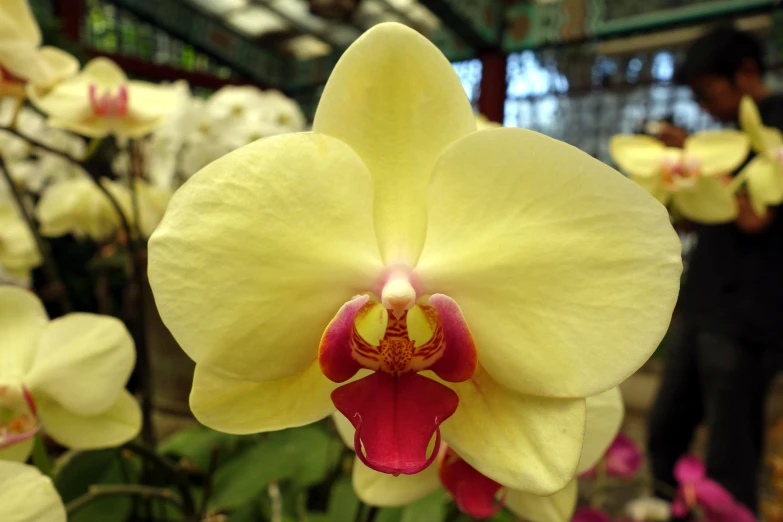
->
582, 433, 643, 479
572, 508, 612, 522
672, 455, 756, 522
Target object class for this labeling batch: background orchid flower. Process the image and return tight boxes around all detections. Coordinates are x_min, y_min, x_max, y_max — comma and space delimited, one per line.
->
36, 177, 132, 242
572, 508, 613, 522
737, 95, 783, 216
0, 203, 41, 283
610, 131, 749, 223
672, 455, 755, 522
625, 497, 671, 521
27, 57, 180, 139
0, 460, 66, 522
334, 388, 623, 521
149, 23, 680, 494
0, 0, 78, 96
582, 433, 643, 479
0, 286, 141, 462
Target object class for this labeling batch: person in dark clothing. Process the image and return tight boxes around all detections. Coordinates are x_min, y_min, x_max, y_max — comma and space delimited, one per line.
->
647, 26, 783, 515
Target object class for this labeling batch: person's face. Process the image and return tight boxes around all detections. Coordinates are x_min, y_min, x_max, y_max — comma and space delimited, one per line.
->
690, 75, 744, 122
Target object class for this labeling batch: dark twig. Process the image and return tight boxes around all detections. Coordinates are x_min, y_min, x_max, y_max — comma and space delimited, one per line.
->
65, 484, 182, 516
0, 155, 71, 312
200, 445, 221, 516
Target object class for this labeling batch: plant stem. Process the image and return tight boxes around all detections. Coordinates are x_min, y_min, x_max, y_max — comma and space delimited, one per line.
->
31, 434, 52, 477
200, 445, 220, 516
122, 442, 198, 519
65, 484, 182, 516
269, 481, 283, 522
0, 155, 71, 313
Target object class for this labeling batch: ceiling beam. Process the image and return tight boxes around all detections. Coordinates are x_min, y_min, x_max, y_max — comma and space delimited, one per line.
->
246, 0, 348, 49
418, 0, 501, 50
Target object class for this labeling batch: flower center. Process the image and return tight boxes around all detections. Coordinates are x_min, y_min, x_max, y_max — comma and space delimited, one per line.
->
0, 383, 40, 449
89, 84, 129, 117
661, 157, 700, 192
319, 272, 477, 476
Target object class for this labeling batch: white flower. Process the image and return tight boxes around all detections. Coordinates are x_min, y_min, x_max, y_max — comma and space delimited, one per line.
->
0, 460, 66, 522
626, 497, 672, 521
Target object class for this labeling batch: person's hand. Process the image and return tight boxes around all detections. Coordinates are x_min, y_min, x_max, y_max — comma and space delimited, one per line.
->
656, 123, 687, 148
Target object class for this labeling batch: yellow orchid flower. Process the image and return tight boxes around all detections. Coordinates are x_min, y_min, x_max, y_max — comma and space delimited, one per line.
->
0, 203, 41, 282
335, 388, 623, 522
0, 0, 78, 96
148, 23, 680, 494
27, 57, 180, 139
36, 177, 168, 241
0, 460, 66, 522
610, 131, 749, 224
475, 113, 501, 130
737, 96, 783, 216
0, 286, 141, 462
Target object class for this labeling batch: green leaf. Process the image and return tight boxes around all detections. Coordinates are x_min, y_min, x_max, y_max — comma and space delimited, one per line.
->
374, 507, 404, 522
400, 490, 447, 522
158, 425, 246, 473
267, 424, 343, 487
54, 449, 141, 522
487, 509, 516, 522
327, 476, 360, 522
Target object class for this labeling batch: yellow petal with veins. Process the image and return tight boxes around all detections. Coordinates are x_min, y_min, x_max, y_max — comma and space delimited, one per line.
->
505, 480, 578, 522
0, 0, 41, 47
190, 363, 339, 433
609, 135, 665, 178
631, 174, 671, 206
439, 367, 586, 494
0, 286, 47, 378
25, 313, 135, 416
578, 387, 624, 473
149, 133, 383, 382
313, 22, 476, 265
684, 131, 749, 176
0, 461, 66, 522
417, 128, 681, 398
671, 177, 738, 224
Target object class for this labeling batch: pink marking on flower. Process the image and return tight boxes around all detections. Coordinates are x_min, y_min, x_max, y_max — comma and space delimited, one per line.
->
438, 445, 505, 519
604, 433, 643, 478
331, 371, 458, 475
88, 84, 129, 117
0, 385, 41, 450
318, 294, 368, 383
426, 294, 477, 383
571, 507, 612, 522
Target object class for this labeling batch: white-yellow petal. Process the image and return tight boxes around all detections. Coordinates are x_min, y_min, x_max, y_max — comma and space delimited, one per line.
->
36, 390, 141, 449
0, 461, 66, 522
578, 387, 624, 473
684, 131, 749, 176
333, 412, 354, 448
0, 205, 41, 271
25, 313, 135, 416
149, 133, 383, 382
671, 177, 738, 224
0, 286, 46, 378
742, 156, 783, 216
313, 22, 476, 265
135, 179, 171, 238
0, 0, 41, 47
740, 96, 766, 153
417, 128, 682, 398
352, 455, 441, 507
0, 438, 33, 462
189, 363, 337, 433
505, 480, 577, 522
440, 367, 586, 494
608, 135, 665, 178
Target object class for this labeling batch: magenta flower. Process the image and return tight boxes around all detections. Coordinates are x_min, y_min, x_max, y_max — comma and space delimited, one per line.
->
572, 507, 612, 522
582, 433, 643, 479
672, 455, 756, 522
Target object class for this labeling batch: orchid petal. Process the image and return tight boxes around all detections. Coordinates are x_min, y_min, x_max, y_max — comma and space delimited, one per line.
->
440, 367, 586, 494
609, 135, 665, 177
417, 128, 681, 397
684, 131, 749, 176
672, 177, 738, 224
190, 363, 339, 433
149, 133, 383, 382
742, 156, 783, 216
36, 390, 141, 449
505, 480, 577, 522
313, 22, 476, 265
0, 287, 46, 379
674, 455, 705, 483
0, 0, 41, 47
0, 206, 40, 271
0, 461, 66, 522
578, 387, 624, 473
25, 313, 135, 416
740, 96, 766, 153
352, 455, 441, 507
632, 174, 672, 206
0, 437, 33, 462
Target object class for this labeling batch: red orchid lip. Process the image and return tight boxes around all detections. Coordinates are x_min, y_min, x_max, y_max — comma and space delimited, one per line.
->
438, 445, 506, 519
319, 289, 477, 476
0, 385, 41, 450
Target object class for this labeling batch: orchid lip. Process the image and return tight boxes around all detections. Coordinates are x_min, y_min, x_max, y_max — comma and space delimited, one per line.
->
89, 83, 129, 117
0, 384, 41, 450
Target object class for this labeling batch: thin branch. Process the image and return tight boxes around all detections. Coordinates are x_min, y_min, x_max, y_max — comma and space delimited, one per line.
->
122, 441, 198, 518
269, 481, 283, 522
0, 155, 71, 312
200, 445, 221, 516
66, 484, 182, 516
